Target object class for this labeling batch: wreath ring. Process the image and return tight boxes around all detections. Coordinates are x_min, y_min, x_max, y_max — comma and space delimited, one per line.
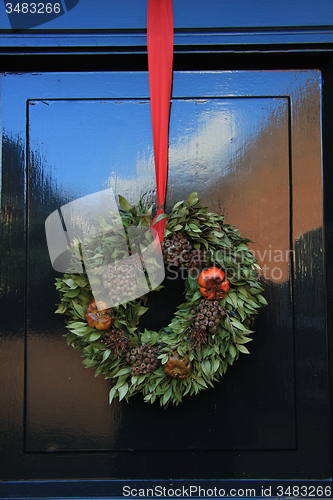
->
55, 192, 266, 406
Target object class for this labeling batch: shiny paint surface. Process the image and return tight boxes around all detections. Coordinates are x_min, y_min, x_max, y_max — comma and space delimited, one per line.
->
0, 0, 332, 30
0, 70, 328, 480
0, 29, 332, 50
26, 86, 293, 452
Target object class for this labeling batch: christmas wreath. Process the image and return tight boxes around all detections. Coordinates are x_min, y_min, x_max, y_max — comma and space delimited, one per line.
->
55, 192, 266, 406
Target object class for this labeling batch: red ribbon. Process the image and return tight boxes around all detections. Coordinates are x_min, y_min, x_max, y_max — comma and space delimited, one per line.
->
147, 0, 174, 243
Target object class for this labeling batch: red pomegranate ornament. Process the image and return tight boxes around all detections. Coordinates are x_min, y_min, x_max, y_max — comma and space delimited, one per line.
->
85, 299, 114, 330
198, 267, 230, 301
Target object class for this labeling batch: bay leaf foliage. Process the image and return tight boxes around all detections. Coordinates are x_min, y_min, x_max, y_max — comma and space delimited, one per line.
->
55, 192, 267, 406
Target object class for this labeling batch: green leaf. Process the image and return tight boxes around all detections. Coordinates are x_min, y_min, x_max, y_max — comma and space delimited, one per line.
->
118, 195, 132, 212
116, 367, 131, 377
236, 336, 253, 344
102, 350, 111, 362
189, 197, 199, 206
95, 364, 104, 377
188, 274, 199, 292
162, 386, 172, 405
55, 302, 67, 314
257, 294, 268, 305
183, 383, 192, 396
229, 344, 237, 359
63, 278, 78, 289
89, 332, 102, 342
191, 290, 202, 302
118, 383, 129, 401
173, 200, 184, 211
72, 302, 85, 319
109, 386, 118, 404
231, 318, 248, 331
138, 306, 149, 316
195, 376, 208, 388
65, 288, 81, 298
152, 213, 168, 225
227, 292, 238, 308
67, 321, 88, 329
238, 344, 250, 354
202, 360, 211, 377
238, 286, 248, 297
188, 223, 201, 232
188, 192, 198, 204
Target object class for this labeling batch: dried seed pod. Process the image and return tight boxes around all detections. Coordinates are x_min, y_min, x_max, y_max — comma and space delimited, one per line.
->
128, 343, 159, 374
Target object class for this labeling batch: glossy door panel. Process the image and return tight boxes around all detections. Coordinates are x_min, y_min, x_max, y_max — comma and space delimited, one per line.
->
0, 71, 328, 479
25, 95, 293, 452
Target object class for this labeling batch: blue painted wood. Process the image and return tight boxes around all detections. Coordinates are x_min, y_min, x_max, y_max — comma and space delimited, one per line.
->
0, 29, 332, 50
0, 0, 332, 31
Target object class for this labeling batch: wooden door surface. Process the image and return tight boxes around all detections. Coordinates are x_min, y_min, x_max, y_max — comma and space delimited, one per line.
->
0, 70, 329, 482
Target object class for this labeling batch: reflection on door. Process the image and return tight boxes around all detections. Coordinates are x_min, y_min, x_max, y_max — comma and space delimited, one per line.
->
26, 95, 294, 451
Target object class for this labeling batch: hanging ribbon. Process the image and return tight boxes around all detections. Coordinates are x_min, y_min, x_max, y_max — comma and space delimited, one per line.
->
147, 0, 174, 243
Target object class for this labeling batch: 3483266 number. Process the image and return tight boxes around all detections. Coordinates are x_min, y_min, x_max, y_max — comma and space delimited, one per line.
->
5, 3, 61, 14
276, 485, 332, 497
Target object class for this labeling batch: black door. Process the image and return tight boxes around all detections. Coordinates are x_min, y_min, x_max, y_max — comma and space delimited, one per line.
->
0, 70, 329, 481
